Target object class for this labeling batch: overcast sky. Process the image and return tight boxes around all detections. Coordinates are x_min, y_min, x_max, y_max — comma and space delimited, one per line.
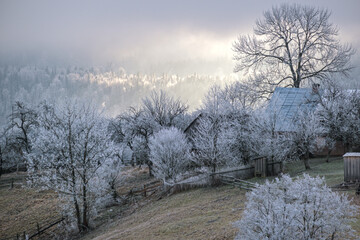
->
1, 0, 359, 75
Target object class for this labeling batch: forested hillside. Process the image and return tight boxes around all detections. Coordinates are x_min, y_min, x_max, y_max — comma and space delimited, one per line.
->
0, 65, 236, 125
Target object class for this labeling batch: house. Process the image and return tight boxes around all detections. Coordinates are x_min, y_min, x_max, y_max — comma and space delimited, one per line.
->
267, 85, 321, 133
183, 112, 204, 144
267, 85, 345, 156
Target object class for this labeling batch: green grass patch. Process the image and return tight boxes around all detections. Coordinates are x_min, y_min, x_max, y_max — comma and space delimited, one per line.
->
248, 157, 345, 186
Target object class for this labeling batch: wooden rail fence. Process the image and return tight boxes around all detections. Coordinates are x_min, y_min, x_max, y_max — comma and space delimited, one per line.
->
1, 217, 65, 240
218, 174, 256, 190
128, 180, 163, 198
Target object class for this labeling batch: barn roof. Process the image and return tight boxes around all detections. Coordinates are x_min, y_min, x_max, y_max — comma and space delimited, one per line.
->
267, 87, 321, 132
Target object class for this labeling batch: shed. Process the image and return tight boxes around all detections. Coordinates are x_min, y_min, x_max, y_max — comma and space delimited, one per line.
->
343, 152, 360, 182
254, 157, 267, 177
253, 156, 282, 177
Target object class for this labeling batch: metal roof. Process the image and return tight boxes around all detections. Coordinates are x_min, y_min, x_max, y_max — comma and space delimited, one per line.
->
343, 152, 360, 157
267, 87, 320, 132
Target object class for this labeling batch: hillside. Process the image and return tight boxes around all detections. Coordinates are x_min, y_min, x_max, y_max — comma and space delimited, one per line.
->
81, 186, 245, 240
1, 158, 359, 239
81, 157, 360, 240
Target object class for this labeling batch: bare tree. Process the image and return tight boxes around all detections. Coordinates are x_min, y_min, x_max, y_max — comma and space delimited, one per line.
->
7, 101, 38, 154
233, 4, 354, 96
142, 90, 188, 128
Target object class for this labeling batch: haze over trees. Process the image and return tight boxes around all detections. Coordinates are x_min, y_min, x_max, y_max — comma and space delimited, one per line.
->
0, 65, 232, 126
233, 4, 355, 97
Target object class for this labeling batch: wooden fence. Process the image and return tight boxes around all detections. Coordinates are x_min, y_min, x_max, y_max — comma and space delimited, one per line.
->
0, 178, 22, 190
1, 217, 66, 240
217, 174, 256, 190
127, 180, 163, 198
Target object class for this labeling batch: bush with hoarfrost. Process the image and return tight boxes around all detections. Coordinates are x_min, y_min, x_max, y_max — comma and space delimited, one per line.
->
235, 174, 357, 240
149, 127, 192, 184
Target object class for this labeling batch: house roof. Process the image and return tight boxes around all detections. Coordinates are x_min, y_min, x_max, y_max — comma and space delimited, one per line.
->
268, 87, 320, 132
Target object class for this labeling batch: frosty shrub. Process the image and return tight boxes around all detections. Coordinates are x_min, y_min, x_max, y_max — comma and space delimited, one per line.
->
149, 127, 192, 184
235, 174, 357, 240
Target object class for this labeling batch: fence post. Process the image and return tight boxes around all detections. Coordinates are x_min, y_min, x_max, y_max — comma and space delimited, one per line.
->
37, 222, 40, 235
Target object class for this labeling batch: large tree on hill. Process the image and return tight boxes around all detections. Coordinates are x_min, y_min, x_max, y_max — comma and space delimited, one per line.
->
233, 4, 354, 95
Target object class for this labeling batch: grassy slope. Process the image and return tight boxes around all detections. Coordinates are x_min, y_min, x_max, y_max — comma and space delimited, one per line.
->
84, 157, 360, 240
83, 186, 245, 240
1, 158, 359, 239
0, 172, 60, 239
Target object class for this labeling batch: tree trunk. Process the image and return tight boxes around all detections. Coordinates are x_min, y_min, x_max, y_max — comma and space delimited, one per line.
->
304, 151, 311, 170
294, 79, 300, 88
73, 195, 82, 232
0, 146, 2, 178
112, 182, 118, 202
345, 142, 352, 152
82, 183, 89, 232
148, 161, 153, 177
131, 155, 135, 167
326, 148, 331, 163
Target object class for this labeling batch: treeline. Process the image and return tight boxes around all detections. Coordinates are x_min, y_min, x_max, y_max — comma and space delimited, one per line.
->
0, 64, 235, 125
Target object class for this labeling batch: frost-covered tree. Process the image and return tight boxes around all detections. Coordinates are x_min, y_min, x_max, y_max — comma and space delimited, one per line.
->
27, 101, 120, 232
220, 82, 260, 111
115, 91, 188, 176
252, 109, 291, 167
316, 83, 360, 154
7, 101, 38, 154
233, 4, 354, 96
292, 110, 323, 169
315, 82, 345, 160
118, 107, 159, 174
219, 112, 254, 165
235, 174, 357, 240
192, 84, 258, 170
1, 126, 29, 171
142, 90, 188, 128
101, 154, 123, 202
191, 116, 225, 173
1, 102, 39, 170
339, 89, 360, 151
0, 131, 4, 177
149, 127, 192, 183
